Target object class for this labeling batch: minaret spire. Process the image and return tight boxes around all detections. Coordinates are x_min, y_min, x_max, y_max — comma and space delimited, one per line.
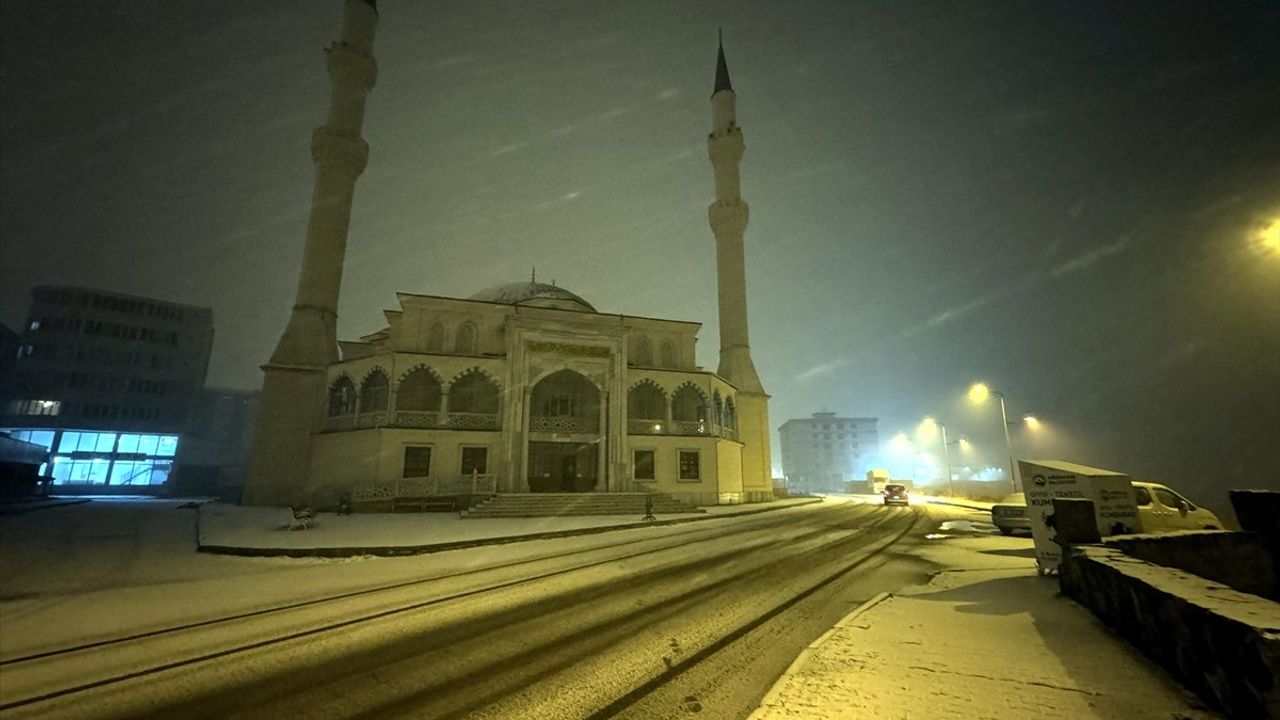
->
714, 29, 733, 95
706, 33, 772, 498
245, 0, 380, 506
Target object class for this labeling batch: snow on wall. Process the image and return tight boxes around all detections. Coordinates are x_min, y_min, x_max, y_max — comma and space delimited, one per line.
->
1103, 531, 1278, 600
1059, 544, 1280, 719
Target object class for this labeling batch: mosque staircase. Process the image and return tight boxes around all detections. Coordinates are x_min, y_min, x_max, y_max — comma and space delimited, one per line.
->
461, 492, 704, 518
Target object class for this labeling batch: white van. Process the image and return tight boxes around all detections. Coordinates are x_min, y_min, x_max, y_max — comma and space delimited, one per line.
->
1132, 481, 1223, 531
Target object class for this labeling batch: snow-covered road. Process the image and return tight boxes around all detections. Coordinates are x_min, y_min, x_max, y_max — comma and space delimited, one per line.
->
1, 497, 963, 719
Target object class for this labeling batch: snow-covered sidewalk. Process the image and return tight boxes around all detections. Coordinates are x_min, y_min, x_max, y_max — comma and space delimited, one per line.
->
198, 497, 821, 556
748, 531, 1219, 720
922, 494, 996, 511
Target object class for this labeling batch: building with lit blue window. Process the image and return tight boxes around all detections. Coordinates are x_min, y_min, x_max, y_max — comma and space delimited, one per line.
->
0, 286, 213, 493
4, 428, 180, 488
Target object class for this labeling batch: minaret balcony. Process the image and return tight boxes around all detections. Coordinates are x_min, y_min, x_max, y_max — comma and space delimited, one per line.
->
707, 129, 745, 161
708, 200, 750, 236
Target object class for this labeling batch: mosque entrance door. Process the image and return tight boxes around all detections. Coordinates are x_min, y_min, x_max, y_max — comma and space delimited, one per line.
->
528, 442, 598, 492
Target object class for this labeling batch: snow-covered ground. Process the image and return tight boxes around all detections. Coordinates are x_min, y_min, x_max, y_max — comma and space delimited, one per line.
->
1, 495, 1217, 719
0, 496, 816, 657
748, 519, 1220, 720
198, 498, 804, 552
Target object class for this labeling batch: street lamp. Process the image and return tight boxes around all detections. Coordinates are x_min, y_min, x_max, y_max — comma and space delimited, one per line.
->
1257, 217, 1279, 254
969, 382, 1019, 493
922, 416, 958, 497
890, 432, 912, 453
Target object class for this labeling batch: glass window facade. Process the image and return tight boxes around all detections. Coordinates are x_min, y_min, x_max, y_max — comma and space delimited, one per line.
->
4, 428, 178, 487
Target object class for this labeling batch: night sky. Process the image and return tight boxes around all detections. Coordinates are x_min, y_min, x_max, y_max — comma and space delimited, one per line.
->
2, 1, 1277, 513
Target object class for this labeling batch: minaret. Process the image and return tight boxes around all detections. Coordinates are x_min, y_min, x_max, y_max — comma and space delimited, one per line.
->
243, 0, 379, 506
707, 33, 773, 497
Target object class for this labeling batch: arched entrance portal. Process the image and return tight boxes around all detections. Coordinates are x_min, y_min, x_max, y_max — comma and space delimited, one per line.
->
527, 369, 602, 492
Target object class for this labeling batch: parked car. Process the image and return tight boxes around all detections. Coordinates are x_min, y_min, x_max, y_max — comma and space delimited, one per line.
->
1132, 481, 1223, 531
992, 483, 1221, 537
883, 483, 909, 506
990, 493, 1029, 535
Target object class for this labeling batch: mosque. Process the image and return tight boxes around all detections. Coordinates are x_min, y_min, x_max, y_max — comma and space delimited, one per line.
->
242, 0, 773, 509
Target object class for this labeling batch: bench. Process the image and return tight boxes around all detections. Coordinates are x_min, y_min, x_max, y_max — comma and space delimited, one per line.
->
289, 504, 316, 530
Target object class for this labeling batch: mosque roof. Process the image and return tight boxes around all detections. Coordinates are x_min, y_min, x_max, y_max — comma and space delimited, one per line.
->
468, 281, 597, 312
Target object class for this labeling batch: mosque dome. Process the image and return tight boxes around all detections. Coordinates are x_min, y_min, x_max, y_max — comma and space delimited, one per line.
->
468, 281, 597, 312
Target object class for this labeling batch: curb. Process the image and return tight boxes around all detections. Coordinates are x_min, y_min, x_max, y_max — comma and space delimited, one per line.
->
197, 498, 824, 559
926, 499, 994, 512
747, 591, 894, 720
0, 498, 93, 516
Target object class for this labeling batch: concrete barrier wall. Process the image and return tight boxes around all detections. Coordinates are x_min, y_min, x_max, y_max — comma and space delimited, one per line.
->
1232, 490, 1280, 588
1102, 532, 1278, 601
1059, 545, 1280, 719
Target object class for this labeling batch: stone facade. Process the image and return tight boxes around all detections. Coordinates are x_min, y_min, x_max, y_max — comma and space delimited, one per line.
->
304, 288, 758, 507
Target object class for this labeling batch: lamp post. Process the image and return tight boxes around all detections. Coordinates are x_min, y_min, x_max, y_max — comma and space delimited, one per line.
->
939, 421, 954, 498
946, 435, 969, 493
921, 416, 958, 497
969, 383, 1019, 493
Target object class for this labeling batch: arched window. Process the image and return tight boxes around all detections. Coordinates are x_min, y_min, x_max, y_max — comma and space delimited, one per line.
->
672, 384, 707, 422
724, 397, 737, 430
327, 376, 356, 417
450, 370, 500, 414
396, 367, 442, 411
530, 370, 600, 432
632, 336, 653, 367
455, 322, 477, 355
359, 370, 389, 413
712, 390, 723, 427
427, 323, 446, 353
660, 340, 676, 368
627, 382, 666, 420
